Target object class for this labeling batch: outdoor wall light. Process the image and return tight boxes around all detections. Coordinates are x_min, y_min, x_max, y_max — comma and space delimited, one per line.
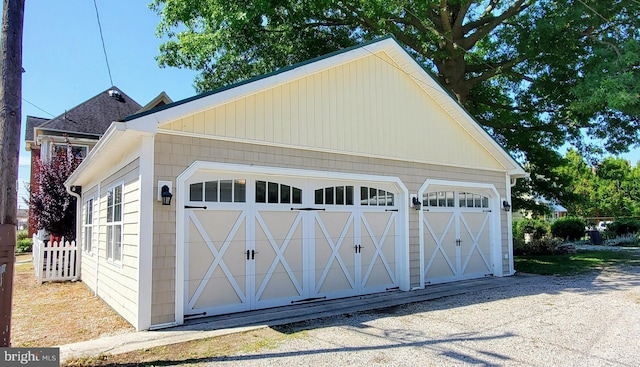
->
502, 200, 511, 212
412, 196, 422, 210
157, 180, 173, 206
161, 185, 173, 206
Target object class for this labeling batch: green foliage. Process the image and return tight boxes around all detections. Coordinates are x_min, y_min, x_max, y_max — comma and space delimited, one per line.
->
513, 219, 553, 255
554, 151, 640, 217
607, 218, 640, 237
28, 138, 81, 239
514, 237, 561, 256
16, 238, 32, 253
550, 217, 586, 241
16, 229, 29, 241
151, 0, 640, 209
515, 250, 640, 276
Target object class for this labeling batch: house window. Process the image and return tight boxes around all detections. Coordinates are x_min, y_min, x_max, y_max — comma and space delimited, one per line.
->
315, 186, 354, 205
83, 198, 94, 253
189, 179, 246, 203
53, 143, 87, 160
360, 186, 394, 206
256, 181, 302, 204
106, 184, 123, 263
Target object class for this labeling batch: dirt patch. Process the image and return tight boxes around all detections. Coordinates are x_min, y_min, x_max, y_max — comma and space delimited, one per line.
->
11, 256, 134, 347
63, 327, 304, 366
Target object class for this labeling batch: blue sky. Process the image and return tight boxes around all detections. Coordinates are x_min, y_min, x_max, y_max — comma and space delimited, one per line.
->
17, 1, 198, 207
12, 1, 640, 208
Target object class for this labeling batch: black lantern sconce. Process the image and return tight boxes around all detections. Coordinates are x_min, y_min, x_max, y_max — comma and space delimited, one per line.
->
411, 195, 422, 210
161, 185, 173, 205
502, 200, 511, 212
158, 180, 173, 206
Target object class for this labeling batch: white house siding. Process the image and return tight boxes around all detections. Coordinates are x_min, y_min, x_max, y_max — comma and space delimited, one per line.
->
88, 158, 141, 327
160, 51, 505, 173
151, 134, 507, 326
80, 185, 99, 291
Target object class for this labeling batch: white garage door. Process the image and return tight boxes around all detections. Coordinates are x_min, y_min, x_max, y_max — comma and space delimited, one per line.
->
182, 169, 405, 320
420, 187, 498, 286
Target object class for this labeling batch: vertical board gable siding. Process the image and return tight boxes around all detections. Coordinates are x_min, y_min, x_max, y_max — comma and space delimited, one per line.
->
160, 52, 503, 171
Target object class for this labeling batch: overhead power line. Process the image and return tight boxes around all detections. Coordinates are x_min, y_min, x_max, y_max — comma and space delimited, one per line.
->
22, 98, 55, 117
93, 0, 114, 87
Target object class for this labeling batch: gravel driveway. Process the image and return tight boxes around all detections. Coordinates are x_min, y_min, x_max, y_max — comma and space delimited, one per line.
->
204, 266, 639, 367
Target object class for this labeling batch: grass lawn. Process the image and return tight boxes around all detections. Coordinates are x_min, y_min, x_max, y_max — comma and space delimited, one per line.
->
515, 250, 640, 275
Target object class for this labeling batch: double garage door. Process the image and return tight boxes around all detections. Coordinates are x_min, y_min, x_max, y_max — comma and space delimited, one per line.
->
182, 168, 406, 319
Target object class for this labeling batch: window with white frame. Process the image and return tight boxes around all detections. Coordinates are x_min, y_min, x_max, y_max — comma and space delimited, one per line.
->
53, 143, 88, 160
83, 198, 94, 253
106, 184, 123, 263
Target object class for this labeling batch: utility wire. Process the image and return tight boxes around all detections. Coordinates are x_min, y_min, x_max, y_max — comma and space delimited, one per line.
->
93, 0, 114, 87
22, 98, 55, 117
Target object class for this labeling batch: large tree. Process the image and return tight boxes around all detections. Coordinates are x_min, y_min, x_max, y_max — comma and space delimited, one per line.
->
555, 150, 640, 219
151, 0, 640, 209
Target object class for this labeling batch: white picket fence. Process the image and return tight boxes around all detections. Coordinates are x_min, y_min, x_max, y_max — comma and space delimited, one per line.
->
32, 235, 79, 283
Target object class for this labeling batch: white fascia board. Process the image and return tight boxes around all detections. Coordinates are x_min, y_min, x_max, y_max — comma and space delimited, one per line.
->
65, 122, 123, 186
63, 121, 153, 188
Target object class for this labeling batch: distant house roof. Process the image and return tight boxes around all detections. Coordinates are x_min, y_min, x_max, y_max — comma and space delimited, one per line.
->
27, 86, 142, 142
25, 115, 50, 142
136, 91, 173, 114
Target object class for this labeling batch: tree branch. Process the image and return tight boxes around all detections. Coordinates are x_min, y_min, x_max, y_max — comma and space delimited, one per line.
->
466, 57, 525, 87
462, 0, 531, 49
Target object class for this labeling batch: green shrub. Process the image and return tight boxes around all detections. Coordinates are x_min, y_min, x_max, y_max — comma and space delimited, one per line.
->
606, 218, 640, 237
16, 229, 29, 241
513, 219, 552, 255
515, 237, 561, 255
16, 238, 32, 253
550, 217, 585, 241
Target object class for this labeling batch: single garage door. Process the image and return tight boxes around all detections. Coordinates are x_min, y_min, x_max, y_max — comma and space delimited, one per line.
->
182, 168, 406, 320
419, 185, 498, 286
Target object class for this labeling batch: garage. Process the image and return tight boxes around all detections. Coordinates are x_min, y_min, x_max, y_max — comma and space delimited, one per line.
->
179, 162, 409, 320
419, 180, 502, 286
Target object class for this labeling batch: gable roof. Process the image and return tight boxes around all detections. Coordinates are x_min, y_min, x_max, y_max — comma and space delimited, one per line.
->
69, 36, 526, 186
136, 91, 173, 114
33, 86, 141, 138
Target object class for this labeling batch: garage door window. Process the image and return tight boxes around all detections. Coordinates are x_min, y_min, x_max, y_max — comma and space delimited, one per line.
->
459, 192, 489, 208
425, 191, 489, 208
190, 179, 246, 203
361, 186, 394, 206
315, 186, 354, 205
256, 181, 302, 204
